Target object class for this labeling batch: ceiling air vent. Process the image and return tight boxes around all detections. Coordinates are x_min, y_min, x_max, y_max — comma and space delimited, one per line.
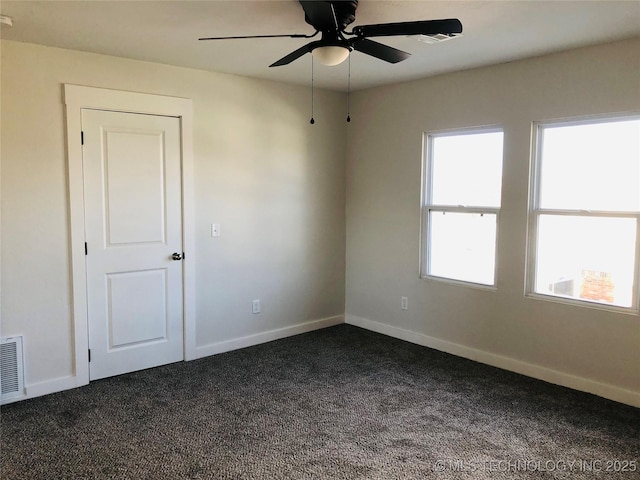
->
1, 336, 25, 402
416, 33, 462, 44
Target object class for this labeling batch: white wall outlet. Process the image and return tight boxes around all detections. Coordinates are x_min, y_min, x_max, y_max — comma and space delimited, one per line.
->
211, 223, 221, 237
252, 299, 261, 314
401, 296, 408, 310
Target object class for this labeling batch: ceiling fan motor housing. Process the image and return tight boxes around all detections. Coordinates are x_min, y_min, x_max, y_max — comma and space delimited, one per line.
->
303, 0, 358, 32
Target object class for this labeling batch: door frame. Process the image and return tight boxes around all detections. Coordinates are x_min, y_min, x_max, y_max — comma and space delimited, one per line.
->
64, 84, 196, 388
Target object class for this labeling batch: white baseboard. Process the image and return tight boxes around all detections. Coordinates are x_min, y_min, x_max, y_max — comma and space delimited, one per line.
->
10, 315, 637, 408
195, 315, 345, 359
1, 375, 84, 405
346, 314, 640, 408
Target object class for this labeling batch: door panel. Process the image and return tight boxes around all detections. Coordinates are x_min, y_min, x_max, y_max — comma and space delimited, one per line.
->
107, 269, 168, 348
82, 109, 183, 380
104, 129, 167, 245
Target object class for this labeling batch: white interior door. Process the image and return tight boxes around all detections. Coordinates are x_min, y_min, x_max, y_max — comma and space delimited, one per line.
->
82, 109, 184, 380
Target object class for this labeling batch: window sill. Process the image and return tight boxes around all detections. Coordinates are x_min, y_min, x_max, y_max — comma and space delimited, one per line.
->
525, 291, 638, 316
420, 274, 498, 292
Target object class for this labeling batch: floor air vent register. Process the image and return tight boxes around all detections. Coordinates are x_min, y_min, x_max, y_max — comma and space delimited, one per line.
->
1, 336, 25, 402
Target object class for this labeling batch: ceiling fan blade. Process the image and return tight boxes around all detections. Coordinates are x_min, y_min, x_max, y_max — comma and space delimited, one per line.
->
351, 38, 410, 63
352, 19, 463, 38
270, 41, 321, 67
199, 33, 312, 41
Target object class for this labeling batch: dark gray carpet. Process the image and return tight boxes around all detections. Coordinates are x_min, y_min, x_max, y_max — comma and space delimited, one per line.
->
1, 324, 639, 479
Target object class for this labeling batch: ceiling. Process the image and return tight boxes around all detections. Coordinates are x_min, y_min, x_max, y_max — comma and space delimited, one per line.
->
1, 1, 639, 92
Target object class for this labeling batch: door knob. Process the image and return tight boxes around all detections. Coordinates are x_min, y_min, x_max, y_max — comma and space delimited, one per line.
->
171, 252, 183, 261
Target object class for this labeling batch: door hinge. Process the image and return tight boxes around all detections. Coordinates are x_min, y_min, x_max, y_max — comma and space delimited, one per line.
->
88, 349, 91, 362
85, 242, 88, 255
81, 131, 84, 145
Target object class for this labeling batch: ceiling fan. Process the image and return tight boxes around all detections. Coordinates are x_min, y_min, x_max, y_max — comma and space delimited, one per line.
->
200, 0, 463, 67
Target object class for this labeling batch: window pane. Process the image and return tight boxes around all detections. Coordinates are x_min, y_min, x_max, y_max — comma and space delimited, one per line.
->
429, 211, 497, 285
431, 131, 503, 207
535, 215, 637, 308
539, 119, 640, 211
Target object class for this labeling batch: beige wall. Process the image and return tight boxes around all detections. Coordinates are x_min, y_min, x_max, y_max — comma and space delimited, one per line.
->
2, 37, 639, 406
346, 37, 640, 404
0, 40, 346, 389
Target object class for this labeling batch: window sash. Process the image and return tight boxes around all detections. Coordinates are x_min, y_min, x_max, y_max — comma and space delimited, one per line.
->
424, 127, 504, 208
535, 119, 640, 212
421, 206, 500, 287
527, 211, 640, 312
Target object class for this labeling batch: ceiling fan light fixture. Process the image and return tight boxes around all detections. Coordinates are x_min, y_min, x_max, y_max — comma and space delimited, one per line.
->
0, 14, 13, 27
311, 45, 350, 66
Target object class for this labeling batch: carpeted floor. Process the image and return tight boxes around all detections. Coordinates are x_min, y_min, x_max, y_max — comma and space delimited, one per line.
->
1, 324, 639, 479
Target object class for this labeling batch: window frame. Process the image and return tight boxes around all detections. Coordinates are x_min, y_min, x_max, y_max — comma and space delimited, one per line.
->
526, 113, 640, 313
420, 126, 504, 289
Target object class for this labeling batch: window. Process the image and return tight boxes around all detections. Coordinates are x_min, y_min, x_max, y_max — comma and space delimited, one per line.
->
528, 115, 640, 311
421, 128, 504, 286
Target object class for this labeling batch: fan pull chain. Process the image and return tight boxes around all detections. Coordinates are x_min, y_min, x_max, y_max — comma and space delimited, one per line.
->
346, 53, 351, 123
310, 56, 315, 125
